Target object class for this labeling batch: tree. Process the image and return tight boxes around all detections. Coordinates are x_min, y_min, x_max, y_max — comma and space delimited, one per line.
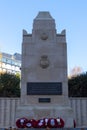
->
68, 72, 87, 97
0, 73, 20, 97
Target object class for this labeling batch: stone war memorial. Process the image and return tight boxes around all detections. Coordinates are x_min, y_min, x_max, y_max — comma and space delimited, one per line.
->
15, 12, 75, 128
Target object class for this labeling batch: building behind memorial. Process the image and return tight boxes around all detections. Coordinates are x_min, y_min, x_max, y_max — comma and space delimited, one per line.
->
0, 52, 21, 74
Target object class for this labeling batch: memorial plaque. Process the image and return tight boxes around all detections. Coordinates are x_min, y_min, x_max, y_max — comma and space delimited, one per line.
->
27, 82, 62, 95
39, 98, 51, 103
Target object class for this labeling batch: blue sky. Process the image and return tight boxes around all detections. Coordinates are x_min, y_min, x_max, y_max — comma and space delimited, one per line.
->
0, 0, 87, 74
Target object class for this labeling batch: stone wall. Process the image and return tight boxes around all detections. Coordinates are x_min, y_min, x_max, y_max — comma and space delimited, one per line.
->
69, 98, 87, 127
0, 98, 20, 128
0, 98, 87, 128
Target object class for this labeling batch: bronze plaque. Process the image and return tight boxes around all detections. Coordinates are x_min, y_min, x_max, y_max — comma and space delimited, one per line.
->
39, 98, 51, 103
27, 82, 62, 95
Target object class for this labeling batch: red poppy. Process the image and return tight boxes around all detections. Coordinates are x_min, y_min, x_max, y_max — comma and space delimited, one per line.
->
16, 117, 28, 128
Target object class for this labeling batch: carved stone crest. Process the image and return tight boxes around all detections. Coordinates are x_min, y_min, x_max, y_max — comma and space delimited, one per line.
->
40, 55, 49, 69
41, 33, 48, 40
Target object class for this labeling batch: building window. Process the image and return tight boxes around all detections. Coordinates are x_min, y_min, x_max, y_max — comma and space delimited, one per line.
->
2, 57, 7, 63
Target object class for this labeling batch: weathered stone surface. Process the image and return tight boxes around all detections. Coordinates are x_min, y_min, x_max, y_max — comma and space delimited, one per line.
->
21, 11, 68, 105
16, 11, 74, 128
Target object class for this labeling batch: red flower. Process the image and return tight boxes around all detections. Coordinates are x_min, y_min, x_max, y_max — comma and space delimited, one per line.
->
16, 117, 28, 128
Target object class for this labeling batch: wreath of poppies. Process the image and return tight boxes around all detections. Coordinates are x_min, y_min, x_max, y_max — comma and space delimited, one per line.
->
16, 117, 29, 128
47, 118, 64, 128
16, 117, 65, 128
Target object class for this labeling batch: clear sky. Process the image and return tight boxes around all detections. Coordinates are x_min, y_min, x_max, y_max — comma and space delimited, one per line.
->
0, 0, 87, 74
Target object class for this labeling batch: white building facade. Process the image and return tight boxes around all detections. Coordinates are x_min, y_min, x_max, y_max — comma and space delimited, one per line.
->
0, 52, 21, 74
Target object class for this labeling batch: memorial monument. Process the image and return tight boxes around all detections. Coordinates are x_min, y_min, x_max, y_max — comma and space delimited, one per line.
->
16, 11, 75, 128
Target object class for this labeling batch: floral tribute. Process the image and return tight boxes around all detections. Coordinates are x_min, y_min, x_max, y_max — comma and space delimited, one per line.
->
16, 117, 65, 128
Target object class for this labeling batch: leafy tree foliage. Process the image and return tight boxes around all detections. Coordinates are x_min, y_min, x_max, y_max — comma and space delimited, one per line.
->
0, 73, 20, 97
68, 72, 87, 97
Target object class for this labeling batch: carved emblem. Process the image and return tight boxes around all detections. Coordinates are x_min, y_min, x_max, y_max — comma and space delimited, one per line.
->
40, 55, 49, 69
41, 33, 48, 40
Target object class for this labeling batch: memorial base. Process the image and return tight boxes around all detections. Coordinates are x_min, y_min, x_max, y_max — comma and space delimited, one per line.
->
16, 105, 74, 128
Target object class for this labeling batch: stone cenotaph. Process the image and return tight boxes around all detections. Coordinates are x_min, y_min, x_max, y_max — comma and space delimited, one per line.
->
16, 12, 74, 127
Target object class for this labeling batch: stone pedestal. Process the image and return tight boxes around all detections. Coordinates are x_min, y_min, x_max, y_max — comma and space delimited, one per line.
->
15, 12, 75, 128
16, 105, 74, 127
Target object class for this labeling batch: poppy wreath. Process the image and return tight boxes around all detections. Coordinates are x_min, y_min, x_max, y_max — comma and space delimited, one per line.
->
36, 119, 45, 128
25, 119, 37, 128
16, 117, 65, 128
56, 118, 65, 128
16, 117, 28, 128
47, 118, 58, 128
36, 118, 65, 128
